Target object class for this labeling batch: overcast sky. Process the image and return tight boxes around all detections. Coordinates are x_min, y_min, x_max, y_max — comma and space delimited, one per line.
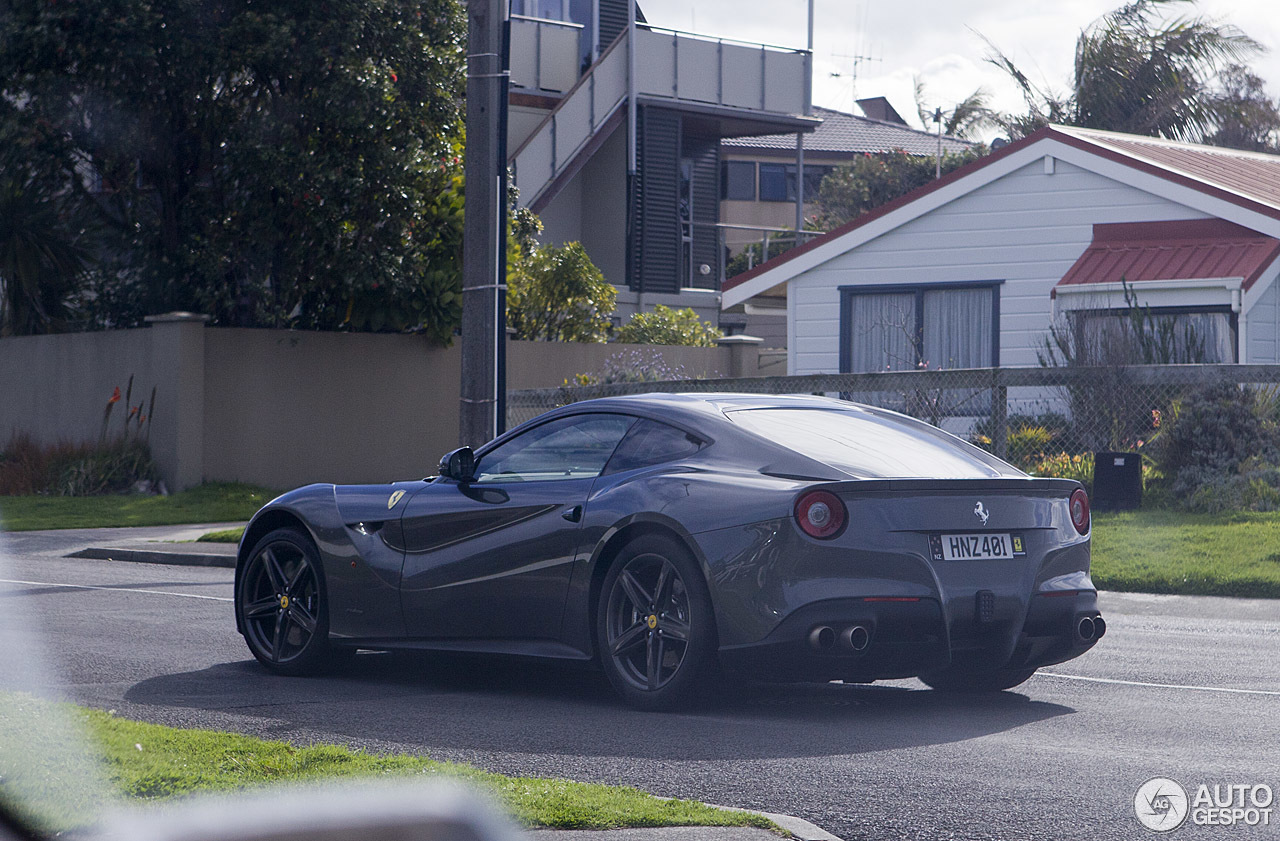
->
636, 0, 1280, 139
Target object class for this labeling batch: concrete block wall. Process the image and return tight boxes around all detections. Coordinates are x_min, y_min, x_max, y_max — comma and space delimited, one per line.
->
0, 318, 765, 490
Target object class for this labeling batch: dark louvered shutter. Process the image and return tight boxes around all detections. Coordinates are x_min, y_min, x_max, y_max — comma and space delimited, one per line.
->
630, 106, 680, 293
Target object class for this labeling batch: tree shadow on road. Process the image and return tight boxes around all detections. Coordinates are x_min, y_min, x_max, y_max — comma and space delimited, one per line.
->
124, 652, 1074, 761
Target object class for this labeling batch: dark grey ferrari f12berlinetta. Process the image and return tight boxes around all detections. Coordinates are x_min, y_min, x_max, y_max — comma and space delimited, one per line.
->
234, 393, 1103, 709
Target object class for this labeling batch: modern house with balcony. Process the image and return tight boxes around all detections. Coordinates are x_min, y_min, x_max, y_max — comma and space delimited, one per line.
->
507, 0, 818, 322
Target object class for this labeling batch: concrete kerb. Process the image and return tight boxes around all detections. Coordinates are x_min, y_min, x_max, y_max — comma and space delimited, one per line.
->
69, 544, 236, 568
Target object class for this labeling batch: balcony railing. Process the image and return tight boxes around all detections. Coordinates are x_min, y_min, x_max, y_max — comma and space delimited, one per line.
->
633, 25, 809, 115
510, 26, 811, 209
509, 15, 583, 94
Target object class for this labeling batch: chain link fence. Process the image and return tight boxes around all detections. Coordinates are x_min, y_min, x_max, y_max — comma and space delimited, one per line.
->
508, 364, 1280, 464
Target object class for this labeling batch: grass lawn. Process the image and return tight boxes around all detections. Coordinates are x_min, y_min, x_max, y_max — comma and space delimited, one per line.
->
197, 527, 246, 543
0, 483, 272, 532
0, 693, 776, 836
1091, 509, 1280, 598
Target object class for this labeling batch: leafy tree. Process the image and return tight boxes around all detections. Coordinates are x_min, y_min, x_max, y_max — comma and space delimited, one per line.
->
614, 305, 721, 347
810, 148, 985, 231
1207, 64, 1280, 151
984, 0, 1267, 144
0, 0, 465, 338
507, 242, 616, 342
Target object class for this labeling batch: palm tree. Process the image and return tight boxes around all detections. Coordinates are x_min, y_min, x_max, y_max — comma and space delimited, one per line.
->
985, 0, 1263, 142
914, 78, 997, 140
0, 176, 90, 336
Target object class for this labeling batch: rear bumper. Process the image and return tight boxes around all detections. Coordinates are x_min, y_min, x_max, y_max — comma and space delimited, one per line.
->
716, 590, 1103, 682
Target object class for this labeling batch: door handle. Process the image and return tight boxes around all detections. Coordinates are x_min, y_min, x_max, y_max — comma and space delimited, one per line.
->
561, 505, 584, 523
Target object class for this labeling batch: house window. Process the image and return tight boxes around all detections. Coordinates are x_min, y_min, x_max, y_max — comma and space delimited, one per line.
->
720, 161, 756, 201
759, 163, 833, 202
840, 283, 1000, 373
1071, 307, 1236, 363
759, 163, 792, 201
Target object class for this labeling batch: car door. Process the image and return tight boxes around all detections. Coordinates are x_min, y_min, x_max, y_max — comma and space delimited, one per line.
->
397, 413, 636, 641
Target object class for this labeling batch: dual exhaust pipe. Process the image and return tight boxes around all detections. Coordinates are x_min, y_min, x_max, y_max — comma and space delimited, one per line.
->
1076, 614, 1106, 642
808, 624, 870, 654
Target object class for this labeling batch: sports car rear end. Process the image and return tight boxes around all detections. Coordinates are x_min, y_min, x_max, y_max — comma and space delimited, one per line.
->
702, 401, 1102, 689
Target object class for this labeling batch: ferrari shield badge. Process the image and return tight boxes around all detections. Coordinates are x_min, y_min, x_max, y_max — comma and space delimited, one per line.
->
387, 490, 406, 509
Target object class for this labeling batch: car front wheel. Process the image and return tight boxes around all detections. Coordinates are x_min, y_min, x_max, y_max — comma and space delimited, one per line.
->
237, 527, 335, 675
597, 534, 717, 710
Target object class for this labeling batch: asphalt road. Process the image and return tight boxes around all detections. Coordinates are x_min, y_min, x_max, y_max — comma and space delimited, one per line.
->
3, 526, 1279, 840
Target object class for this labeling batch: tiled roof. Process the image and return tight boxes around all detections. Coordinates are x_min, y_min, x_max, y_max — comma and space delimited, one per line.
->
1057, 219, 1280, 292
721, 106, 973, 157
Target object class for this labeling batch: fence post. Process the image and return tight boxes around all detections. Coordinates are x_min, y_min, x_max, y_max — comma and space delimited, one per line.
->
992, 370, 1008, 461
716, 334, 763, 378
144, 312, 209, 491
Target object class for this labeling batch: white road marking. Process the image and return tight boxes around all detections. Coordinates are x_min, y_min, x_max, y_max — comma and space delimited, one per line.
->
1040, 671, 1280, 697
0, 578, 232, 602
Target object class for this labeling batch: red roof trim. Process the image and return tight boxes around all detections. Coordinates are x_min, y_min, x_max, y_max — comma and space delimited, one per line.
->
1056, 218, 1280, 292
723, 126, 1280, 295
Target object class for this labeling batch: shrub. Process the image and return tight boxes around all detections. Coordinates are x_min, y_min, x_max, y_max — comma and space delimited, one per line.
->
614, 305, 722, 347
0, 377, 160, 496
568, 348, 701, 386
1150, 383, 1280, 511
507, 241, 616, 342
971, 412, 1076, 470
1027, 452, 1095, 493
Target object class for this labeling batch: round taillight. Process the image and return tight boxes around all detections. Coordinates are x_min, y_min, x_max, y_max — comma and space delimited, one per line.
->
795, 490, 846, 539
1070, 488, 1090, 535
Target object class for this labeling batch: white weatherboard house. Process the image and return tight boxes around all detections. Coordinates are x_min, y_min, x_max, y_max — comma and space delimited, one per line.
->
721, 125, 1280, 374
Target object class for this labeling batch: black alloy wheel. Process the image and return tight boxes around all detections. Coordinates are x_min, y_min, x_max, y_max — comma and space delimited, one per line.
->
599, 534, 716, 710
238, 528, 334, 675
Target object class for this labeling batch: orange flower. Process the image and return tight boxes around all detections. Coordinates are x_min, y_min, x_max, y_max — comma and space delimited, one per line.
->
109, 387, 121, 404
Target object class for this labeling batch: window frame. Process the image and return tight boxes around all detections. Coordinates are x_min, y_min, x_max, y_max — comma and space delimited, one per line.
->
758, 163, 832, 202
838, 281, 1003, 373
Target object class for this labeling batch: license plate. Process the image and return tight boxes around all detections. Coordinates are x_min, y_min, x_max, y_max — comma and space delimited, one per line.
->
930, 533, 1024, 561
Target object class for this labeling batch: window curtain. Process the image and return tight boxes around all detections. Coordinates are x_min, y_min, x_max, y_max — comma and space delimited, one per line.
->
847, 292, 916, 372
923, 287, 993, 369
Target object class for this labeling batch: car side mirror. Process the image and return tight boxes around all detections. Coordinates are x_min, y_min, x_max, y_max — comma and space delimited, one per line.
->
439, 447, 476, 483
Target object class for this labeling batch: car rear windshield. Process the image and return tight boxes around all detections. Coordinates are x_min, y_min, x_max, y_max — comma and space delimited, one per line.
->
725, 407, 1022, 479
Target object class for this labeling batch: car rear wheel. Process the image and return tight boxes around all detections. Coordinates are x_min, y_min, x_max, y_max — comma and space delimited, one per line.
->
598, 534, 716, 711
920, 665, 1037, 692
237, 527, 335, 675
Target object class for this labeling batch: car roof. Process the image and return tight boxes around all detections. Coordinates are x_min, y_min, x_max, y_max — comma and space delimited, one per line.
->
554, 391, 857, 418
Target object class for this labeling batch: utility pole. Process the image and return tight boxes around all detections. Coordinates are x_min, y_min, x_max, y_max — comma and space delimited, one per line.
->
460, 0, 510, 447
794, 0, 813, 238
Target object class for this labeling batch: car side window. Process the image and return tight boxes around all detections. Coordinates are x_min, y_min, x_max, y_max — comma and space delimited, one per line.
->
603, 419, 704, 474
473, 414, 636, 483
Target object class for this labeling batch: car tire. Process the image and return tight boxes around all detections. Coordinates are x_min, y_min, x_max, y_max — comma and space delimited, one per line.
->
236, 527, 336, 676
920, 665, 1038, 692
597, 534, 717, 711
